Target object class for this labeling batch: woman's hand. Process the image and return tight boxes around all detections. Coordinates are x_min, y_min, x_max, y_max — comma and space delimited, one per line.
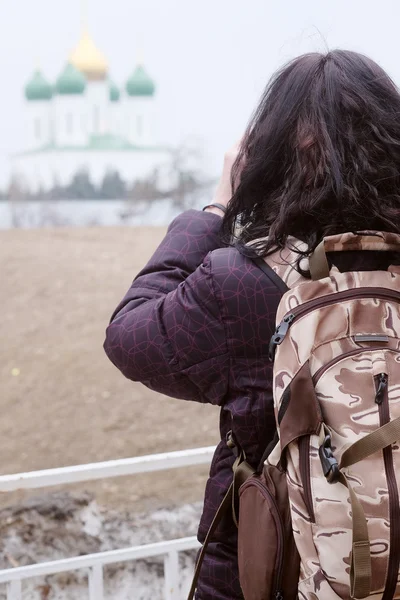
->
204, 142, 242, 217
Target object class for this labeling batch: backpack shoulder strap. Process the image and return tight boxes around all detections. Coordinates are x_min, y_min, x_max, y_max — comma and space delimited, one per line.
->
252, 257, 289, 294
246, 236, 311, 290
263, 238, 310, 290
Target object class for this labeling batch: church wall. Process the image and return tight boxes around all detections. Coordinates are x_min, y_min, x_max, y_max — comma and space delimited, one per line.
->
110, 103, 122, 137
124, 97, 155, 146
25, 101, 52, 150
85, 82, 109, 136
53, 96, 87, 147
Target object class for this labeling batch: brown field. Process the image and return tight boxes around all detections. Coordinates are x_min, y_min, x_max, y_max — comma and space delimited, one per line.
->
0, 226, 219, 512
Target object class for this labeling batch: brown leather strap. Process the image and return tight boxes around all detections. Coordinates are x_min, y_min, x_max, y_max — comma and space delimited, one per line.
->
187, 452, 254, 600
186, 481, 233, 600
309, 239, 330, 280
232, 458, 256, 527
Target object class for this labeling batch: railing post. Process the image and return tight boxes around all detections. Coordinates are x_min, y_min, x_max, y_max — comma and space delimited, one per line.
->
6, 580, 22, 600
164, 550, 179, 600
88, 564, 104, 600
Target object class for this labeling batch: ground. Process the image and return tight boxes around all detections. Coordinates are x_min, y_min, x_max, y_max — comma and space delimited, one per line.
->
0, 491, 200, 598
0, 226, 220, 513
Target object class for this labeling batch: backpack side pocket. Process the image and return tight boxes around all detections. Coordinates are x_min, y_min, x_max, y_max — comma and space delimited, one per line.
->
238, 464, 299, 600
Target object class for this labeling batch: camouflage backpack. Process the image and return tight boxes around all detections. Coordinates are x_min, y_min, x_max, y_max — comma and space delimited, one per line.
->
248, 231, 400, 600
189, 231, 400, 600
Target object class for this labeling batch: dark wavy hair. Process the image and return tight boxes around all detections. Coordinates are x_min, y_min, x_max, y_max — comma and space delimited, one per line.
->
222, 50, 400, 257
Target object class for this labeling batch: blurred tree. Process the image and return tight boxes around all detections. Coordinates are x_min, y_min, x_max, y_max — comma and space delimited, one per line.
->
67, 169, 97, 199
49, 175, 67, 200
128, 168, 163, 201
100, 170, 127, 199
7, 175, 29, 201
34, 184, 47, 201
165, 141, 215, 210
120, 141, 214, 221
7, 174, 30, 227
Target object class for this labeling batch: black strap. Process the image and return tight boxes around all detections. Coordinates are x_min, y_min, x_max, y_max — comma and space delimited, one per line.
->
252, 257, 289, 294
257, 429, 279, 472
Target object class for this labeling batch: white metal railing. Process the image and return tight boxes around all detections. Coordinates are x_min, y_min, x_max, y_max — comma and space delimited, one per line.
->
0, 445, 216, 600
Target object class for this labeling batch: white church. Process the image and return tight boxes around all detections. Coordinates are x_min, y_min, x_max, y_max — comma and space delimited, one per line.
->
10, 28, 170, 192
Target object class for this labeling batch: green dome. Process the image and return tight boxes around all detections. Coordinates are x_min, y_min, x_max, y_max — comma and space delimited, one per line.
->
25, 70, 52, 101
109, 80, 120, 102
55, 63, 86, 95
126, 65, 155, 97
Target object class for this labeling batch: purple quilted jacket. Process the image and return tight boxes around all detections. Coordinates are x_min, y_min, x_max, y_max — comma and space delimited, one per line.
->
103, 210, 284, 599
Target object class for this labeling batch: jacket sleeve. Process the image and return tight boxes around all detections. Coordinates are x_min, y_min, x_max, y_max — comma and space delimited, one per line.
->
103, 210, 229, 405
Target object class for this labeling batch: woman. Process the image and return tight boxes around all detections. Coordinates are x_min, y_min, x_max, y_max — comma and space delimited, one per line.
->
104, 50, 400, 599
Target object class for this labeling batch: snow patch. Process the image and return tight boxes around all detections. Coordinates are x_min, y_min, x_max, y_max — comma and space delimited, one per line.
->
0, 492, 202, 599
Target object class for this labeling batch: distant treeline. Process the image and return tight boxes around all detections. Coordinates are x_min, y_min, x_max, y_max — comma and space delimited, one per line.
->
4, 169, 166, 201
3, 143, 216, 206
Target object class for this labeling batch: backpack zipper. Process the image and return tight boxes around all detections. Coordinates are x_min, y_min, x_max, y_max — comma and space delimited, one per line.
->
269, 287, 400, 360
299, 435, 315, 522
375, 373, 388, 405
241, 478, 285, 599
313, 348, 400, 385
375, 373, 400, 600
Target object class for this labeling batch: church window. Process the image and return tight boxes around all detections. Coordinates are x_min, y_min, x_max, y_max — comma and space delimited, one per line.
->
34, 118, 41, 141
66, 113, 73, 134
137, 115, 143, 138
93, 106, 100, 133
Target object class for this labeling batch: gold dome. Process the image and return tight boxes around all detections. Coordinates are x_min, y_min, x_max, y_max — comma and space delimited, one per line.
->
69, 29, 108, 81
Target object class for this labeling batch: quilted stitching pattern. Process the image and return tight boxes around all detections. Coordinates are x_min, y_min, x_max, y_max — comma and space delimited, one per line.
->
104, 210, 282, 599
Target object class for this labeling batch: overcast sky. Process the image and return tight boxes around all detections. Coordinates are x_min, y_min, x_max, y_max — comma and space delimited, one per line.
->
0, 0, 400, 181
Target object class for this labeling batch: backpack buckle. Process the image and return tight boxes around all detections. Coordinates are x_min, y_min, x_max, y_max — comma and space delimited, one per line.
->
319, 431, 340, 483
268, 314, 295, 361
226, 430, 239, 457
